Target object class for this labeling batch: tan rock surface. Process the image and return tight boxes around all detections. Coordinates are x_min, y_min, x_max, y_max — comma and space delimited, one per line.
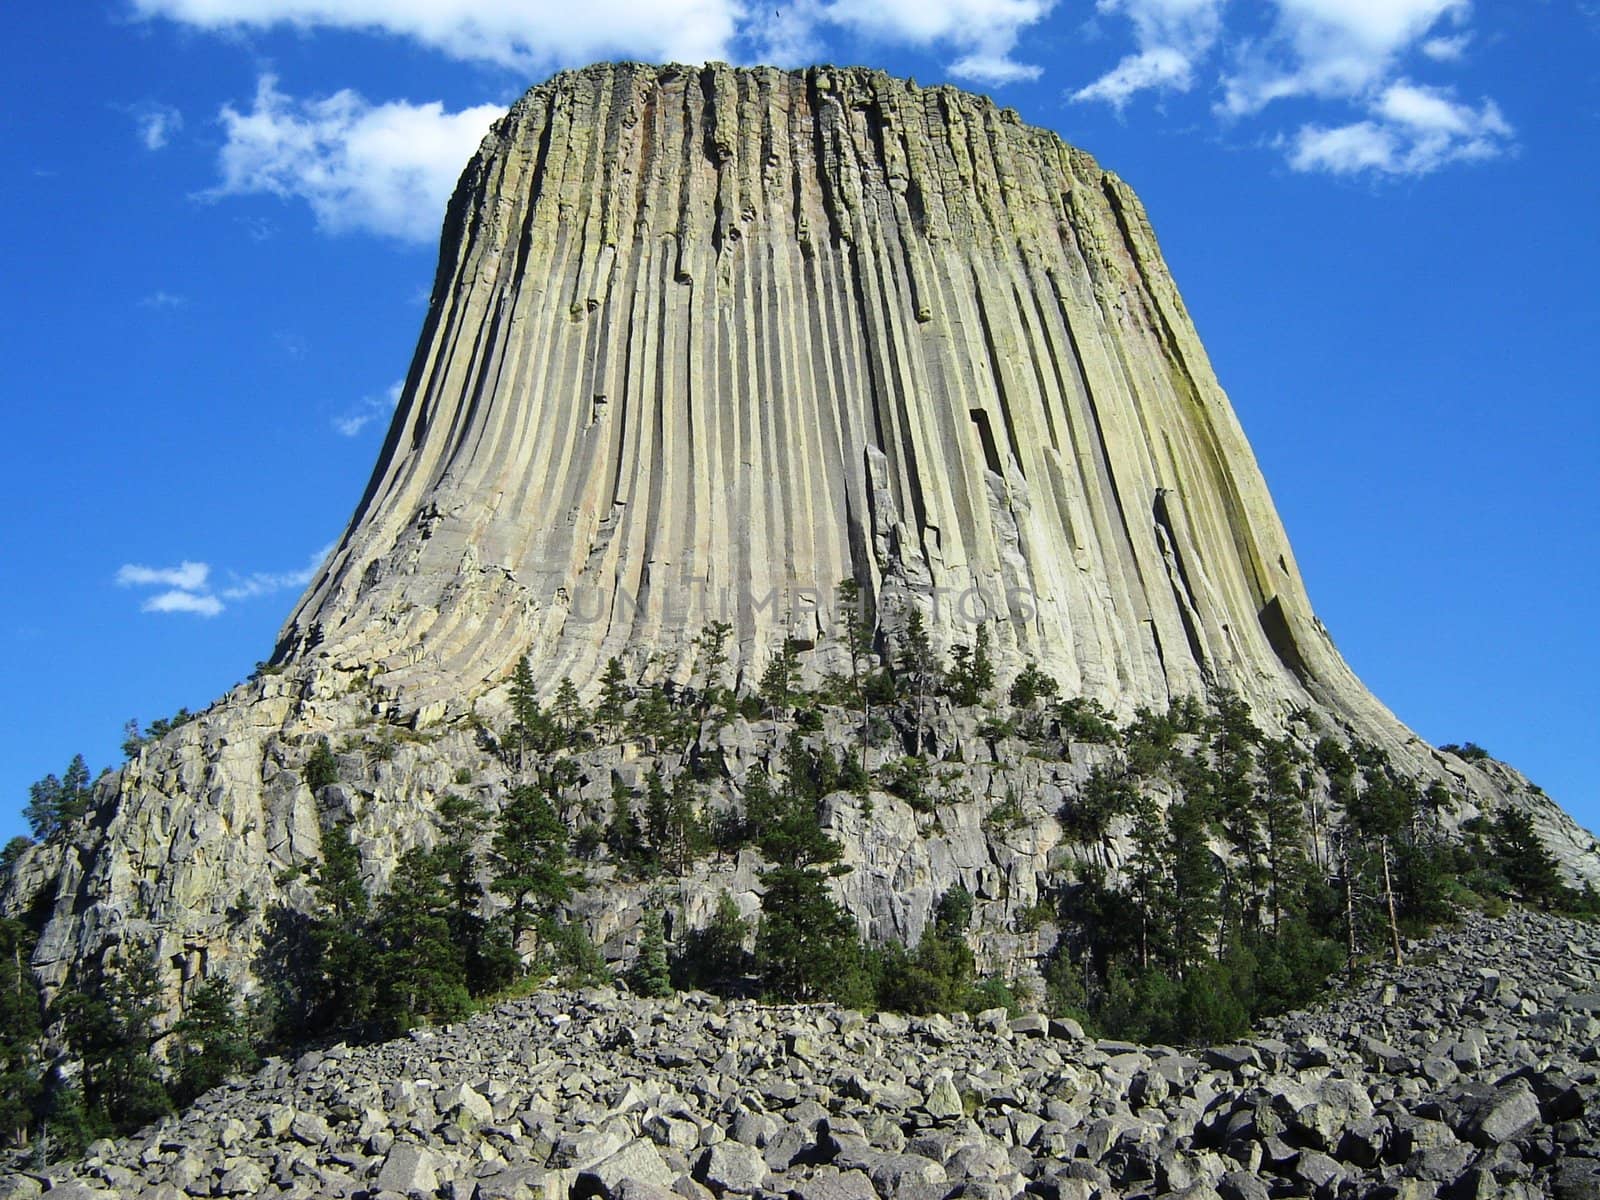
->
275, 63, 1386, 747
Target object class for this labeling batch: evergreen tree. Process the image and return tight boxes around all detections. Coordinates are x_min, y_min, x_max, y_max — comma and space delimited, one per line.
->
490, 783, 576, 954
760, 638, 802, 717
23, 755, 93, 841
836, 578, 875, 780
1, 836, 30, 874
675, 892, 752, 992
694, 621, 734, 720
371, 847, 471, 1031
597, 657, 629, 736
1491, 808, 1565, 907
55, 948, 172, 1137
755, 864, 870, 1007
433, 792, 513, 995
895, 607, 940, 751
0, 919, 43, 1147
171, 978, 257, 1106
628, 908, 673, 998
507, 655, 555, 766
302, 738, 340, 792
1166, 797, 1222, 977
606, 779, 648, 872
306, 817, 377, 1036
1008, 663, 1059, 710
947, 625, 994, 707
552, 679, 585, 746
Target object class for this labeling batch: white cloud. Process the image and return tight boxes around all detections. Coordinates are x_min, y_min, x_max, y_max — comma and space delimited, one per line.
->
141, 0, 1055, 96
220, 543, 335, 600
133, 103, 185, 150
1220, 0, 1470, 115
133, 0, 743, 71
334, 381, 403, 437
1421, 32, 1471, 61
1289, 80, 1511, 175
143, 590, 225, 617
139, 290, 187, 309
1072, 0, 1224, 107
821, 0, 1057, 86
117, 561, 210, 590
116, 545, 331, 616
1063, 0, 1509, 177
211, 75, 504, 243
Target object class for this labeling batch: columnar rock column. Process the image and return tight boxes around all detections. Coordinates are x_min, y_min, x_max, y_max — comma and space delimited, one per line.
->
275, 63, 1393, 745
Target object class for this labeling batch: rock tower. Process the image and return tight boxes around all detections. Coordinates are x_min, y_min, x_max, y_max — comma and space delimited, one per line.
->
279, 63, 1386, 741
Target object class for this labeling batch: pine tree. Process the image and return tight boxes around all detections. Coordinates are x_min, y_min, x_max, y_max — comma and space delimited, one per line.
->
760, 639, 801, 717
1008, 663, 1059, 710
675, 892, 751, 992
0, 918, 43, 1147
694, 621, 734, 720
755, 864, 870, 1006
895, 607, 940, 750
1491, 808, 1565, 907
597, 657, 629, 736
948, 626, 994, 707
171, 978, 257, 1106
552, 679, 585, 746
629, 908, 673, 998
490, 783, 576, 954
56, 947, 172, 1136
307, 818, 377, 1036
23, 755, 94, 841
303, 738, 340, 792
433, 792, 511, 994
507, 655, 548, 767
371, 847, 471, 1032
836, 578, 875, 780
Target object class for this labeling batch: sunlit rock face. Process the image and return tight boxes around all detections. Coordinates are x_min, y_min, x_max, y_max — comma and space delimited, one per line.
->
276, 62, 1390, 744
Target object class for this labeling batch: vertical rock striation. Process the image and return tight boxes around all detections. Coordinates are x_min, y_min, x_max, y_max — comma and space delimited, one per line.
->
277, 63, 1384, 743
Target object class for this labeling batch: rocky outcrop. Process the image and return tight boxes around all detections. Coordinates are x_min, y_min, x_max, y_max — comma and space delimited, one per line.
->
274, 62, 1397, 751
11, 909, 1600, 1200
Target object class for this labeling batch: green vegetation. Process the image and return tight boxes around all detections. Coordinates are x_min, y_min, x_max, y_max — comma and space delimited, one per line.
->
121, 708, 197, 758
23, 754, 94, 841
5, 627, 1595, 1160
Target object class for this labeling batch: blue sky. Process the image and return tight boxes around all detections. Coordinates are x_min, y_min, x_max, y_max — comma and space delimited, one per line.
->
2, 0, 1597, 846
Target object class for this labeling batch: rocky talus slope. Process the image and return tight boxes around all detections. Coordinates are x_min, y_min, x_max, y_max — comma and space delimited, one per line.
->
11, 909, 1600, 1200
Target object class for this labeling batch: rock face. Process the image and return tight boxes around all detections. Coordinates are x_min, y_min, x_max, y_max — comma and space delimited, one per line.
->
276, 62, 1384, 741
4, 63, 1598, 1009
15, 909, 1600, 1200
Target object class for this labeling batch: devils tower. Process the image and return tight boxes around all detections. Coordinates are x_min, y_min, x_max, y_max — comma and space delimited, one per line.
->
281, 61, 1379, 736
5, 63, 1596, 1012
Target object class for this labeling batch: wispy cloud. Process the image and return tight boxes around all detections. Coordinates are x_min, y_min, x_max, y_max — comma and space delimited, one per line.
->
135, 0, 743, 72
1287, 81, 1511, 176
334, 380, 403, 437
116, 545, 331, 617
131, 102, 184, 150
117, 561, 210, 590
814, 0, 1059, 86
1071, 0, 1224, 108
1071, 0, 1510, 177
139, 290, 187, 310
210, 75, 503, 244
219, 543, 335, 600
144, 589, 225, 617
